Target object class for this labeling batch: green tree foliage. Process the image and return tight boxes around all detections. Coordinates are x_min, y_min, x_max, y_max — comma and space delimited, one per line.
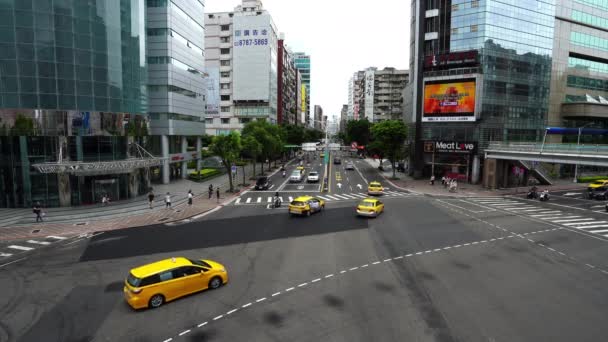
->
241, 135, 262, 180
11, 114, 35, 136
345, 119, 372, 146
370, 120, 408, 179
209, 131, 242, 192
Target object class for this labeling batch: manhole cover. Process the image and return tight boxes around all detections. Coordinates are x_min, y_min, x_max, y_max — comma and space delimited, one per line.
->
31, 229, 41, 234
158, 217, 170, 222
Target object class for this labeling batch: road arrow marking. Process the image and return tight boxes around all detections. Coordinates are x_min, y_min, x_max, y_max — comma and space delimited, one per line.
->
357, 184, 362, 189
563, 192, 582, 196
337, 183, 342, 189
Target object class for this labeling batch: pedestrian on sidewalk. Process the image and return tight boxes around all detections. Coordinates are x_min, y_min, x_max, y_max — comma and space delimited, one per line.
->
148, 191, 155, 209
33, 202, 43, 222
216, 187, 220, 203
208, 184, 213, 199
101, 194, 107, 206
188, 190, 193, 206
441, 176, 446, 185
430, 175, 435, 185
444, 177, 450, 189
165, 192, 172, 209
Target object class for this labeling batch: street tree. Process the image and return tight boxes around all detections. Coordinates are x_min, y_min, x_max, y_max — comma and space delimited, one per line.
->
209, 131, 242, 192
371, 120, 408, 179
346, 119, 371, 146
242, 121, 275, 174
241, 135, 262, 182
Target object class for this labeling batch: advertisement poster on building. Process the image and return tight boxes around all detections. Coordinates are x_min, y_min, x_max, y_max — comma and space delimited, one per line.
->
423, 80, 476, 122
364, 69, 375, 121
206, 67, 220, 116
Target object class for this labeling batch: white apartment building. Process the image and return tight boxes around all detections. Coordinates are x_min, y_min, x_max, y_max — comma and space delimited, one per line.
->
348, 67, 409, 122
205, 0, 279, 135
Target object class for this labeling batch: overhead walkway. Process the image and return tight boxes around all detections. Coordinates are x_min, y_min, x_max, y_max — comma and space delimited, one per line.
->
485, 142, 608, 167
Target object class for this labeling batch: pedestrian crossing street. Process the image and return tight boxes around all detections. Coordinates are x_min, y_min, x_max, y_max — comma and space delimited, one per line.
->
467, 197, 608, 238
234, 191, 417, 205
0, 235, 67, 260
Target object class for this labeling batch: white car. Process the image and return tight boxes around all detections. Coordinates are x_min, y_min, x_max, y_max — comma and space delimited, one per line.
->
289, 170, 303, 183
307, 171, 320, 183
345, 162, 355, 170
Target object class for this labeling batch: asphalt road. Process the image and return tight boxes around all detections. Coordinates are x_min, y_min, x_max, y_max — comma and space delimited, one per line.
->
1, 161, 608, 342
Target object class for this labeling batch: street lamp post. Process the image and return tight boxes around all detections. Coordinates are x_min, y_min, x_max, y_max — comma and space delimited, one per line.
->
574, 122, 594, 183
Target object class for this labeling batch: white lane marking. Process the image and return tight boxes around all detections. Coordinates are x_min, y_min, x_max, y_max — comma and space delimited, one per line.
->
179, 330, 190, 336
547, 247, 556, 252
288, 196, 293, 202
197, 322, 208, 328
246, 197, 252, 203
551, 218, 594, 223
47, 236, 67, 240
383, 258, 392, 262
8, 245, 33, 251
394, 256, 403, 260
591, 205, 605, 208
340, 270, 347, 273
453, 244, 461, 248
272, 292, 281, 296
349, 266, 359, 271
257, 197, 262, 203
586, 263, 596, 269
226, 309, 238, 315
267, 197, 272, 203
311, 278, 321, 283
333, 194, 349, 199
317, 196, 330, 201
361, 263, 370, 267
325, 195, 340, 200
351, 193, 367, 198
581, 225, 608, 230
0, 257, 27, 268
285, 287, 294, 292
235, 198, 241, 205
242, 303, 252, 308
562, 221, 608, 226
530, 212, 563, 217
213, 315, 223, 320
163, 338, 173, 342
298, 283, 308, 287
406, 253, 414, 256
372, 261, 381, 265
519, 209, 547, 212
415, 252, 423, 255
433, 248, 442, 252
256, 297, 267, 302
26, 240, 50, 245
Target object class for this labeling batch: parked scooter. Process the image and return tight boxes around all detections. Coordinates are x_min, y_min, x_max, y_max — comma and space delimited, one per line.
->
539, 190, 550, 202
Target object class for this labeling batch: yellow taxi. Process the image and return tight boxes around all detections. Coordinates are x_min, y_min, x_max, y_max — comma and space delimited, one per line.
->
367, 181, 384, 196
288, 196, 325, 216
123, 257, 228, 309
587, 179, 608, 191
296, 165, 305, 173
356, 198, 384, 217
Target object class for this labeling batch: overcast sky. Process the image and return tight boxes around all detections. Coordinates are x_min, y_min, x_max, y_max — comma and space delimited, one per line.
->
205, 0, 410, 122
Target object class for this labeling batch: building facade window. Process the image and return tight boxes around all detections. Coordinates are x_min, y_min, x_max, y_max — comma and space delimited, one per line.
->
572, 10, 608, 30
569, 56, 608, 74
221, 37, 230, 43
220, 48, 230, 55
221, 118, 230, 124
220, 60, 231, 66
221, 25, 230, 31
146, 0, 168, 7
221, 95, 230, 101
575, 0, 608, 11
567, 75, 608, 92
571, 31, 608, 52
220, 106, 231, 112
220, 71, 230, 77
220, 83, 230, 89
239, 118, 251, 124
205, 118, 213, 124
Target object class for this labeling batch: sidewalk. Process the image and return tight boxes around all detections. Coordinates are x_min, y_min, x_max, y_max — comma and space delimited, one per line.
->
363, 158, 588, 197
0, 161, 276, 241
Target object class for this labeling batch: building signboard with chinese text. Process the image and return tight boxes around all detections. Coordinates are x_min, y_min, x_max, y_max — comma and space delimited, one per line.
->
206, 67, 220, 116
364, 69, 374, 121
424, 50, 479, 70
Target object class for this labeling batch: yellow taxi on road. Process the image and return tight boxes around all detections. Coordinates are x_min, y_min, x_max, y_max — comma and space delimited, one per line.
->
296, 165, 305, 173
288, 196, 325, 216
587, 179, 608, 191
123, 257, 228, 309
356, 198, 384, 217
367, 181, 384, 196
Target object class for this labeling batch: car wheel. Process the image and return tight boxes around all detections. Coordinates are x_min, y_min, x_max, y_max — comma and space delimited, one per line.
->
209, 276, 223, 290
149, 294, 165, 309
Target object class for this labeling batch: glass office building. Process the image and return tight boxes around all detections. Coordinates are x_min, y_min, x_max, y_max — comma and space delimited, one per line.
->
0, 0, 149, 208
409, 0, 555, 183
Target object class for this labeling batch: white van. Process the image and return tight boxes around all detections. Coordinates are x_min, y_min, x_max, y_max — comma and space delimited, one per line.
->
289, 170, 303, 183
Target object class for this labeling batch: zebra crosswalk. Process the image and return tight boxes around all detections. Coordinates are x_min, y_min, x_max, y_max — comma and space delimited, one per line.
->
234, 191, 416, 206
0, 235, 67, 260
466, 197, 608, 238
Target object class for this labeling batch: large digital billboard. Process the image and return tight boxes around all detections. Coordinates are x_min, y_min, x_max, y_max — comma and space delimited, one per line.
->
423, 80, 476, 122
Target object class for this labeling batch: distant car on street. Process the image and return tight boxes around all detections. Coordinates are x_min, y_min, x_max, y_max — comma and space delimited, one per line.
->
289, 170, 303, 183
307, 171, 320, 183
367, 181, 384, 196
255, 176, 271, 190
334, 157, 342, 165
345, 162, 355, 170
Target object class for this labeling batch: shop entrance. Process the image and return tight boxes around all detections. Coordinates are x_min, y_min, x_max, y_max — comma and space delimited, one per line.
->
93, 179, 119, 203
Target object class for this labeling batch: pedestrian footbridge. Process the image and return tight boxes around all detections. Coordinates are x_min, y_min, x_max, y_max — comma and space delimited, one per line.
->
485, 142, 608, 167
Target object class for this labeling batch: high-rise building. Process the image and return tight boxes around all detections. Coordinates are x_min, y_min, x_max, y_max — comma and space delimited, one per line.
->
146, 0, 207, 185
348, 67, 409, 122
277, 37, 298, 125
205, 0, 279, 135
314, 105, 323, 131
0, 0, 151, 208
408, 0, 555, 184
294, 52, 311, 125
340, 104, 348, 133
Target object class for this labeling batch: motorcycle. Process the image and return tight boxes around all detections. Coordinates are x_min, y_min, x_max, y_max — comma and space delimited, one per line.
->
539, 191, 550, 202
282, 170, 286, 178
273, 197, 282, 208
527, 190, 538, 199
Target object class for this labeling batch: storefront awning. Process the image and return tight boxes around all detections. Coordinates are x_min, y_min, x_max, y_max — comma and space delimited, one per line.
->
32, 158, 165, 175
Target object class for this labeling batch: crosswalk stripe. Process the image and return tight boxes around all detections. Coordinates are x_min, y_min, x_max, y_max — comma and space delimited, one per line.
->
27, 240, 51, 245
542, 215, 580, 220
235, 198, 241, 205
0, 253, 13, 257
551, 218, 595, 223
279, 197, 284, 203
257, 197, 262, 203
338, 194, 356, 199
8, 245, 34, 251
317, 196, 330, 201
519, 209, 547, 212
288, 197, 293, 202
267, 197, 272, 203
530, 211, 562, 216
580, 225, 608, 230
325, 195, 339, 200
333, 194, 350, 200
48, 236, 67, 240
352, 193, 367, 198
562, 221, 607, 226
246, 198, 252, 203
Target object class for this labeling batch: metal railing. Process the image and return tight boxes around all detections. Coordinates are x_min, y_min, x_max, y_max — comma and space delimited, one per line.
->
487, 142, 608, 156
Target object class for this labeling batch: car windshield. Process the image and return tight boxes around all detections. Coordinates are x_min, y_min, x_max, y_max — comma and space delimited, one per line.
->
256, 178, 267, 185
188, 259, 212, 268
309, 172, 318, 176
126, 273, 141, 287
291, 201, 306, 206
370, 183, 381, 187
291, 171, 300, 175
359, 201, 375, 207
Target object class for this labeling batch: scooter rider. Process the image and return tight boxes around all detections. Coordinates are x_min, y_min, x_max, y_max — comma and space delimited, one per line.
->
540, 189, 550, 201
274, 191, 282, 208
527, 186, 538, 199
